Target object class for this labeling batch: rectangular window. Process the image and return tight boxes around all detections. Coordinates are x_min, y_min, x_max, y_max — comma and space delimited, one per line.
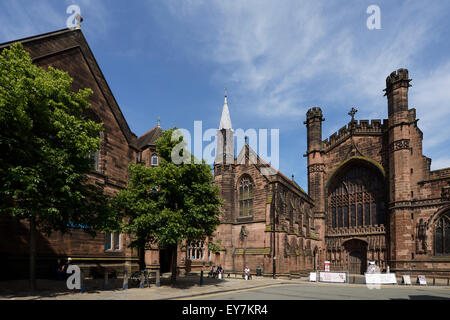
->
371, 203, 377, 226
105, 232, 112, 250
338, 207, 343, 228
357, 204, 363, 226
364, 203, 370, 226
351, 205, 356, 227
377, 202, 385, 225
343, 206, 349, 228
114, 232, 120, 250
332, 207, 336, 229
105, 232, 120, 251
89, 151, 100, 172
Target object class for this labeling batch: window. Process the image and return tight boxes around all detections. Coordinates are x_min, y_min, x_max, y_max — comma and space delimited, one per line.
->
105, 232, 120, 251
239, 176, 253, 217
328, 165, 386, 230
137, 151, 141, 163
89, 150, 100, 172
435, 212, 450, 255
187, 241, 205, 260
151, 155, 158, 166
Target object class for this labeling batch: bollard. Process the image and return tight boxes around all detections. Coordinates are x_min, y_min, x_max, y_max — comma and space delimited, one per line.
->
123, 269, 129, 290
433, 277, 435, 286
155, 270, 161, 287
80, 269, 86, 293
104, 269, 109, 290
200, 270, 204, 286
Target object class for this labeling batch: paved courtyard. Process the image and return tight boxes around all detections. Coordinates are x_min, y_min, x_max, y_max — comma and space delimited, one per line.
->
1, 274, 449, 300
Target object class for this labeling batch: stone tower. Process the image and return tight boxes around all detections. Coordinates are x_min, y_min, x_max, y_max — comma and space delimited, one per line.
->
384, 69, 414, 265
214, 94, 235, 222
304, 107, 326, 266
304, 107, 325, 217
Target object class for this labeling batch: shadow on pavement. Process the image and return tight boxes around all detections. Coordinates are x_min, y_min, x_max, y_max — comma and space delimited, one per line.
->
0, 274, 224, 299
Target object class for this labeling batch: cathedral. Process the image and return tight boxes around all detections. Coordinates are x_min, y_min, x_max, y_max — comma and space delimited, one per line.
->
0, 27, 449, 280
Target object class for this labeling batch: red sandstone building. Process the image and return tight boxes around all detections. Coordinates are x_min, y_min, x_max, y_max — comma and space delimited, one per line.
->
0, 28, 449, 280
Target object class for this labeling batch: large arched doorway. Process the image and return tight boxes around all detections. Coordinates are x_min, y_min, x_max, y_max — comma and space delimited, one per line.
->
344, 239, 367, 274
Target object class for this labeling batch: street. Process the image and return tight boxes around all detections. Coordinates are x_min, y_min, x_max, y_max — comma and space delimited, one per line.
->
181, 282, 450, 300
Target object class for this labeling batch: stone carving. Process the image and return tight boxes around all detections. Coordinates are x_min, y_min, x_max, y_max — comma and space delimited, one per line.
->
239, 226, 248, 242
390, 139, 410, 152
442, 186, 450, 201
416, 218, 427, 254
308, 164, 325, 173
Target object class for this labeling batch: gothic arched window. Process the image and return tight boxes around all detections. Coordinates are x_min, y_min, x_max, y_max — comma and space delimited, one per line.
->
151, 154, 158, 166
239, 175, 253, 217
435, 211, 450, 255
328, 164, 386, 230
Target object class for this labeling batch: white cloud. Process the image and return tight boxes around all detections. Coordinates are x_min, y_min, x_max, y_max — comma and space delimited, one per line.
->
0, 1, 64, 42
157, 0, 450, 168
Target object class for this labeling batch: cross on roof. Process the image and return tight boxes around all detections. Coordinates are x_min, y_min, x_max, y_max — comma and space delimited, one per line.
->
348, 107, 358, 122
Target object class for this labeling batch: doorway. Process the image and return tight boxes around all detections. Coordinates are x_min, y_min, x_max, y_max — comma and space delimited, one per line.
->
343, 239, 367, 274
159, 247, 174, 273
349, 250, 366, 274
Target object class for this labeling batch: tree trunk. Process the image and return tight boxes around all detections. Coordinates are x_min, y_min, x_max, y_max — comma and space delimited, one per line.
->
138, 245, 146, 271
170, 244, 177, 285
29, 216, 36, 291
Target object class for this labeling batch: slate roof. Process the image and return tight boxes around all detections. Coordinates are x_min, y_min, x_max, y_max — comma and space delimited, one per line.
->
138, 125, 163, 149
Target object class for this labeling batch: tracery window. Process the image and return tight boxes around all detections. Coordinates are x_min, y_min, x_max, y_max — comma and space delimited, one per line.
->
328, 165, 385, 230
187, 241, 205, 260
435, 212, 450, 255
239, 175, 253, 217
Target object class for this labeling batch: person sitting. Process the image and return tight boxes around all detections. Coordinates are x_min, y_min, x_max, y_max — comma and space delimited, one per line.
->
208, 266, 215, 278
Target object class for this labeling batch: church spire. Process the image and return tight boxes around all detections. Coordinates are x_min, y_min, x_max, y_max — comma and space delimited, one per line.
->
219, 89, 232, 130
216, 91, 234, 165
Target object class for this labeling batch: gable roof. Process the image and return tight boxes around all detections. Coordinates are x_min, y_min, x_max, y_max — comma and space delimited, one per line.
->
138, 125, 163, 149
236, 144, 311, 200
0, 28, 138, 149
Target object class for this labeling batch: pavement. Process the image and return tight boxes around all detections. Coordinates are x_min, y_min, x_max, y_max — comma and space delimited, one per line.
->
1, 274, 449, 300
0, 274, 290, 300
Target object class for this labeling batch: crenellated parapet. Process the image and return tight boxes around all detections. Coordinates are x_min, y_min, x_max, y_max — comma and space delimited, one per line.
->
305, 107, 324, 121
385, 68, 411, 89
322, 119, 387, 149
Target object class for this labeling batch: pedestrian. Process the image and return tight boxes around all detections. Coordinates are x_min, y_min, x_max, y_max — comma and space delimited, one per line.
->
244, 266, 250, 280
217, 265, 223, 280
56, 258, 65, 281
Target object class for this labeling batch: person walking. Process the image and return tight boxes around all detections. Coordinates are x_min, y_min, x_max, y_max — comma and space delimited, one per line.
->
244, 266, 250, 280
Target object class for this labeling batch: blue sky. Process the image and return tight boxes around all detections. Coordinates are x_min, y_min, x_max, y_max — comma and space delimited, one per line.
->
1, 0, 450, 191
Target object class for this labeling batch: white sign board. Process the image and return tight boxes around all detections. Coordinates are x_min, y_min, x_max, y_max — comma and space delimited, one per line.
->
324, 261, 331, 272
365, 273, 397, 285
309, 272, 317, 282
417, 275, 427, 285
402, 275, 412, 285
319, 271, 346, 283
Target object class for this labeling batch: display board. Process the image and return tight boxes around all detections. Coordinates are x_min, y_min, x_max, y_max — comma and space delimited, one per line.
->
365, 273, 397, 285
319, 271, 347, 283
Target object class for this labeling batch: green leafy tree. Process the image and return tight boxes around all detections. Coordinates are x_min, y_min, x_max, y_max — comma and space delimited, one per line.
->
0, 43, 115, 290
114, 128, 223, 284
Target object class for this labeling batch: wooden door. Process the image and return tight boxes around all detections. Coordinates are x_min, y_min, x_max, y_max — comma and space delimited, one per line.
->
349, 250, 365, 274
